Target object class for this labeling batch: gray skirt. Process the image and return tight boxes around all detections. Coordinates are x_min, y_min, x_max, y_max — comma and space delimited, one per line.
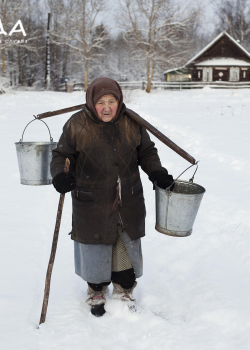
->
74, 221, 143, 284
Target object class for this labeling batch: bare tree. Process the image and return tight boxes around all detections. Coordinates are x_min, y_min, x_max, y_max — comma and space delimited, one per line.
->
0, 0, 24, 75
213, 0, 250, 49
46, 0, 69, 89
0, 0, 45, 86
49, 0, 109, 91
118, 0, 200, 92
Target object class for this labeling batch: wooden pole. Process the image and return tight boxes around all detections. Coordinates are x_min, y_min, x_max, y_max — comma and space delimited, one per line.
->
45, 13, 51, 90
37, 105, 196, 165
37, 104, 85, 120
126, 110, 196, 165
39, 158, 70, 326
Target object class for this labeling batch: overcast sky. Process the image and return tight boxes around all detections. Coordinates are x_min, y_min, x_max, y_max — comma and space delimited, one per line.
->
41, 0, 217, 37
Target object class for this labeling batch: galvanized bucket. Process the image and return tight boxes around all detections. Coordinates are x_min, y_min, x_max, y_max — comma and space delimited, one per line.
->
155, 166, 205, 237
15, 118, 57, 185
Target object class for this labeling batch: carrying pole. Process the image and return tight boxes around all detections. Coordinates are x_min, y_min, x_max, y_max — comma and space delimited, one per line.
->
39, 158, 70, 326
37, 106, 196, 165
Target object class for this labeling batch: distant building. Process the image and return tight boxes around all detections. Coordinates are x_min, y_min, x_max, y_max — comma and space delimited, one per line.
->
164, 68, 191, 82
164, 31, 250, 82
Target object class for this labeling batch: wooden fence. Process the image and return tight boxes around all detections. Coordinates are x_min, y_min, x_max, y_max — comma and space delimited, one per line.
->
58, 80, 250, 92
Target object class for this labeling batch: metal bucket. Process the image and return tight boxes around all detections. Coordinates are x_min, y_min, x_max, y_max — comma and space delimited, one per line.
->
155, 180, 205, 237
15, 118, 57, 185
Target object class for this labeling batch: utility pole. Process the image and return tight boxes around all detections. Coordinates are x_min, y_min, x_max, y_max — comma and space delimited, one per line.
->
45, 13, 51, 90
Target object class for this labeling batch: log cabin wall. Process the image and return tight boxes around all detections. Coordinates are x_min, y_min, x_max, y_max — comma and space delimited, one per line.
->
192, 68, 203, 81
240, 68, 250, 80
213, 68, 229, 81
191, 66, 250, 82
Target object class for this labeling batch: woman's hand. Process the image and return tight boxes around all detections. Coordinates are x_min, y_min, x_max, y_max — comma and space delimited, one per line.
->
149, 170, 175, 190
52, 172, 76, 194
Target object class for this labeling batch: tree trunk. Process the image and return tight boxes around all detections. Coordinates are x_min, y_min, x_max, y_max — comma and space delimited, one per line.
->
146, 77, 152, 93
18, 49, 21, 85
82, 0, 88, 92
146, 58, 151, 93
146, 12, 152, 93
146, 59, 155, 93
84, 59, 88, 92
1, 48, 6, 75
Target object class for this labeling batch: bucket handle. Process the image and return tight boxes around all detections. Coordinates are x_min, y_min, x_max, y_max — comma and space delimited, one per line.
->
166, 161, 199, 191
19, 116, 53, 143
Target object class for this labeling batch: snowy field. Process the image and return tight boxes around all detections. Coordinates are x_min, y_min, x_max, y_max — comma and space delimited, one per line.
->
1, 87, 250, 350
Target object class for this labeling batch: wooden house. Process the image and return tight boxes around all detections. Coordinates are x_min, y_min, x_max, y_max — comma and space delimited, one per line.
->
164, 31, 250, 82
164, 67, 191, 82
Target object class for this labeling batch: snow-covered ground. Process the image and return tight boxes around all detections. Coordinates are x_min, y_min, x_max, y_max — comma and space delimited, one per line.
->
1, 88, 249, 350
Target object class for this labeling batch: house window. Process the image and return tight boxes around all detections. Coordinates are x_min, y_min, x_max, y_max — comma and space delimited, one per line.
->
198, 71, 201, 78
230, 67, 240, 81
203, 67, 213, 82
243, 71, 246, 78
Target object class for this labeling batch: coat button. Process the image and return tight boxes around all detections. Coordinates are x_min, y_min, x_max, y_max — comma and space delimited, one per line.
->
114, 162, 118, 167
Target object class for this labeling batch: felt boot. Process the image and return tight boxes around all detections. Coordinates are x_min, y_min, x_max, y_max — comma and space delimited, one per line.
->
86, 285, 108, 317
112, 281, 137, 302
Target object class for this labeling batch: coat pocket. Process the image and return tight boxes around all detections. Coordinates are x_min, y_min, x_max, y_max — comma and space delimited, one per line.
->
76, 189, 94, 202
131, 180, 143, 196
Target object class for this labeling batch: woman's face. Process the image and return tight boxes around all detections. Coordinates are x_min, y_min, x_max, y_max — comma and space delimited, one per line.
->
95, 94, 119, 122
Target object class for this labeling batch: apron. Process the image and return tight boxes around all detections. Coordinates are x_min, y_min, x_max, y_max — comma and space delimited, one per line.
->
74, 218, 143, 283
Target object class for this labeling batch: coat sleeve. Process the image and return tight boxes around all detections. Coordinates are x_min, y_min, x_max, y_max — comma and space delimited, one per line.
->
137, 126, 168, 176
50, 121, 78, 179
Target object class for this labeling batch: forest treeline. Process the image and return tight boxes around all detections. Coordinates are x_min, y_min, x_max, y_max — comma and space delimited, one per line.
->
1, 0, 250, 92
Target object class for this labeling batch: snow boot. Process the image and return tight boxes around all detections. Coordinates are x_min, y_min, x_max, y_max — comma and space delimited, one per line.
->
86, 285, 108, 317
112, 281, 137, 302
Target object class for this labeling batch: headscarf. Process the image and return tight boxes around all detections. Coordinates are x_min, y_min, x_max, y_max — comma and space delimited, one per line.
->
85, 77, 124, 121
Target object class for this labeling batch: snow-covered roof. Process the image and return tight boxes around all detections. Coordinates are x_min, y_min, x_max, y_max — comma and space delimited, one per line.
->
195, 58, 250, 66
184, 31, 250, 67
163, 66, 186, 74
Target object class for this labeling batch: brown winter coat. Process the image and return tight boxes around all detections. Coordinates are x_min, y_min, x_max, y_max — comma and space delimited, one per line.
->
50, 105, 166, 244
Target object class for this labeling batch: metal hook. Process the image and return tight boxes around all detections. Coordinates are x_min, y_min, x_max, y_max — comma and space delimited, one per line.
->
165, 161, 200, 191
189, 161, 199, 183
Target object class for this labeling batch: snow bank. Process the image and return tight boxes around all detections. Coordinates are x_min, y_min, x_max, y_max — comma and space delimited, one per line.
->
0, 76, 11, 94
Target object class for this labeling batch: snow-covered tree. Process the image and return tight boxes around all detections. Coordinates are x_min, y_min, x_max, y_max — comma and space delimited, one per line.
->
49, 0, 109, 91
0, 0, 45, 86
213, 0, 250, 50
117, 0, 201, 92
0, 0, 24, 75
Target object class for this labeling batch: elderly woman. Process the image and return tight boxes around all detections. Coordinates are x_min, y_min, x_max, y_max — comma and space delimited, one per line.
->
51, 77, 174, 317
